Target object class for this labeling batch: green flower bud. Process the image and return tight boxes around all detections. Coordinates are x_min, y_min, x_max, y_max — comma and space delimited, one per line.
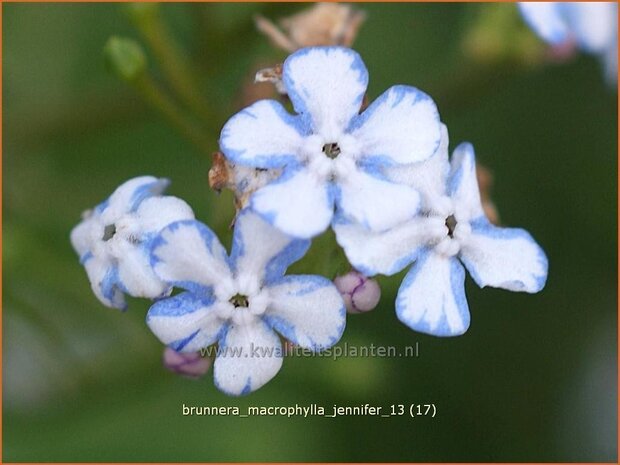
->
104, 36, 147, 82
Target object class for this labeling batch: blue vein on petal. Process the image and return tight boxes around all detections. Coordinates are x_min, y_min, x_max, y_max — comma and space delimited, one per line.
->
348, 85, 441, 165
396, 251, 470, 337
129, 178, 169, 212
263, 275, 346, 351
283, 46, 368, 133
219, 100, 307, 169
461, 216, 549, 292
447, 142, 475, 198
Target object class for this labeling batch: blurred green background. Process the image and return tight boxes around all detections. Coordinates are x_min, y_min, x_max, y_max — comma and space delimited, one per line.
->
3, 3, 617, 462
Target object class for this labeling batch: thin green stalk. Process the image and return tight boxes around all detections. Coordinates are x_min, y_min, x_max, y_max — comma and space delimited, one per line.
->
133, 73, 214, 156
125, 4, 214, 126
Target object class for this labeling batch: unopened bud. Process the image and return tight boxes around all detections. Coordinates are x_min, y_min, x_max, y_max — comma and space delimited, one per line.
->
104, 36, 147, 82
334, 270, 381, 314
163, 347, 211, 379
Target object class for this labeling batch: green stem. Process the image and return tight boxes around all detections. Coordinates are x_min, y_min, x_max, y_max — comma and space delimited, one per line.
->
128, 5, 214, 126
133, 73, 214, 156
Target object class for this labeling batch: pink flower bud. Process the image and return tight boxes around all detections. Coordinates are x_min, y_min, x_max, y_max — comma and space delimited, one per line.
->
163, 347, 211, 379
334, 270, 381, 314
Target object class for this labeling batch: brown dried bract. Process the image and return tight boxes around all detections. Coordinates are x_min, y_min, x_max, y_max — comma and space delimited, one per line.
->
208, 151, 231, 193
255, 3, 366, 52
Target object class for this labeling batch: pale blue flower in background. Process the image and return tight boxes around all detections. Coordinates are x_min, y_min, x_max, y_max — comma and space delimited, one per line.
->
220, 46, 442, 239
146, 209, 346, 395
518, 2, 618, 82
335, 141, 548, 337
70, 176, 195, 309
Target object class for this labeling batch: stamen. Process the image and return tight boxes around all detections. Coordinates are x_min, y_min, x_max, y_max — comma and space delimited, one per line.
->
445, 215, 457, 238
229, 293, 249, 308
102, 224, 117, 241
322, 142, 341, 159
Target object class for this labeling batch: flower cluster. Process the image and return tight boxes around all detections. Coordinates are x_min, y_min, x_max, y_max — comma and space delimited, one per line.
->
72, 46, 548, 394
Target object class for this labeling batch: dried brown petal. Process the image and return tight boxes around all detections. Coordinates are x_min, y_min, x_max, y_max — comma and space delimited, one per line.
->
208, 151, 232, 193
256, 3, 366, 52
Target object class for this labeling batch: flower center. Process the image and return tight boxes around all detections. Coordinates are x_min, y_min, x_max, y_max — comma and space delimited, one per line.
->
102, 223, 116, 241
322, 142, 341, 159
445, 215, 457, 238
229, 293, 249, 308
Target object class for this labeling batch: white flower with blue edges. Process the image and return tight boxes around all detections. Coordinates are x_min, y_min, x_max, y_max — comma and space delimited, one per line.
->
518, 2, 618, 82
70, 176, 195, 309
146, 209, 346, 395
220, 46, 442, 239
335, 142, 548, 336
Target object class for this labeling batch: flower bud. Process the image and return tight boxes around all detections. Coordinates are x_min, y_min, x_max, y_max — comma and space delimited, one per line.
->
104, 36, 147, 83
163, 347, 211, 379
334, 270, 381, 314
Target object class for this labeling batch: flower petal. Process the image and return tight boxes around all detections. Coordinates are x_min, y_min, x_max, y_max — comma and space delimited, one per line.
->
151, 220, 233, 292
213, 318, 283, 396
100, 176, 169, 223
70, 215, 96, 258
251, 167, 334, 239
518, 2, 570, 45
147, 291, 227, 352
134, 196, 195, 234
460, 218, 548, 293
220, 100, 307, 169
264, 275, 346, 351
334, 215, 443, 276
83, 258, 127, 309
230, 209, 310, 286
383, 123, 450, 206
396, 250, 470, 337
447, 142, 484, 222
563, 2, 617, 52
283, 46, 368, 138
336, 166, 420, 232
351, 85, 441, 165
116, 243, 169, 299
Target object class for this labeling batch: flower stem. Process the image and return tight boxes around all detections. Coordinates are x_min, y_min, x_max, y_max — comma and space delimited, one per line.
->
125, 3, 214, 126
133, 73, 214, 156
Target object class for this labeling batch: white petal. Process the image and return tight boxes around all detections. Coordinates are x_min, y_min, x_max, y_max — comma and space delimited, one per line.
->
383, 123, 450, 206
147, 292, 227, 352
459, 219, 548, 293
83, 258, 126, 309
448, 142, 484, 222
396, 250, 470, 337
151, 220, 233, 291
336, 166, 420, 232
264, 275, 345, 350
351, 85, 441, 165
518, 2, 570, 45
70, 215, 97, 258
100, 176, 168, 223
334, 215, 443, 276
230, 209, 310, 285
213, 318, 283, 396
116, 243, 169, 299
565, 2, 617, 52
251, 167, 334, 239
134, 196, 195, 234
220, 100, 306, 169
283, 46, 368, 138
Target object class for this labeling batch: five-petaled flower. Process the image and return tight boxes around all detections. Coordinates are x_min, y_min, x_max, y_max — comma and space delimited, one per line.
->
146, 209, 346, 395
335, 140, 548, 336
70, 176, 195, 309
220, 46, 442, 239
